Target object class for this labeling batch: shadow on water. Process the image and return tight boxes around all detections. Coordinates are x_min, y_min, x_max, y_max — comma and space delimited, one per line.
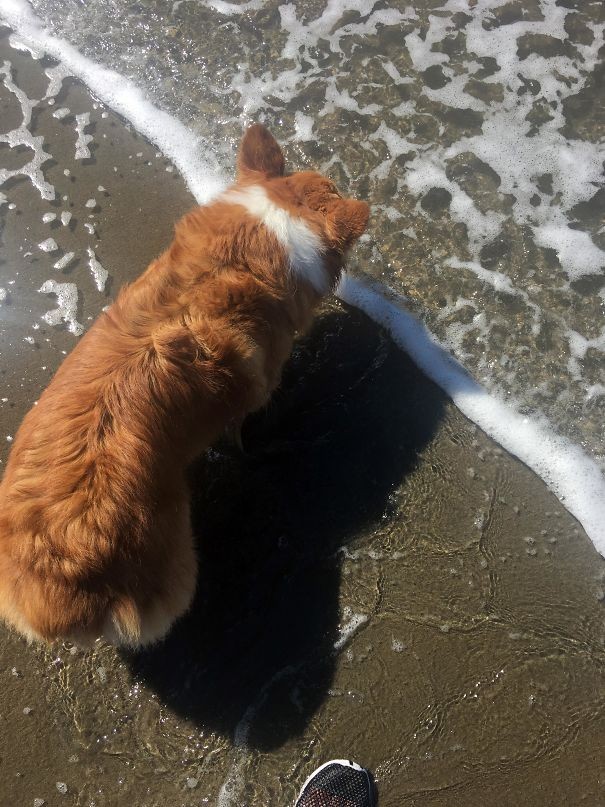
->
124, 301, 446, 750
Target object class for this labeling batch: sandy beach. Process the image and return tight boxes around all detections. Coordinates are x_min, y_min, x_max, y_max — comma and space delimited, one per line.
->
1, 25, 604, 807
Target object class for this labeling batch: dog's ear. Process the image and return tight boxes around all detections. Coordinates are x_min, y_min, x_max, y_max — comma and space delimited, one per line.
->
237, 124, 285, 180
326, 199, 370, 250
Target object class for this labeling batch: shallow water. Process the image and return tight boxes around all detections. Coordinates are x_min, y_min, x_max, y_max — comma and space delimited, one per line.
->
1, 3, 605, 806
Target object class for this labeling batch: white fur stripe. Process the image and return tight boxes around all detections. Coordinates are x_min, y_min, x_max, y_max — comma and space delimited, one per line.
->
223, 185, 330, 294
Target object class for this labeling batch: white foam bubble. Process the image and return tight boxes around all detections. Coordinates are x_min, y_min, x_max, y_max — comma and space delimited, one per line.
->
74, 112, 93, 160
52, 106, 70, 119
53, 251, 75, 271
203, 0, 267, 15
566, 327, 605, 382
405, 155, 504, 249
0, 58, 35, 125
333, 606, 368, 650
38, 237, 58, 252
38, 279, 83, 335
86, 247, 108, 292
533, 223, 605, 280
293, 111, 315, 142
43, 62, 70, 100
446, 258, 541, 332
405, 26, 449, 72
586, 384, 605, 402
369, 122, 418, 180
380, 60, 414, 86
321, 77, 382, 117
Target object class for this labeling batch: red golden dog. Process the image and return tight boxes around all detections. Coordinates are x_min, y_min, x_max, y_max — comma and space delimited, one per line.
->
0, 124, 369, 648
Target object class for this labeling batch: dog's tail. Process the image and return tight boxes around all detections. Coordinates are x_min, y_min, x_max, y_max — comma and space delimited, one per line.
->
103, 595, 144, 646
103, 575, 196, 649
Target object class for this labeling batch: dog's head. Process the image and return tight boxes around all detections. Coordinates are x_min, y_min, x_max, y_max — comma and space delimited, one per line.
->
228, 123, 369, 296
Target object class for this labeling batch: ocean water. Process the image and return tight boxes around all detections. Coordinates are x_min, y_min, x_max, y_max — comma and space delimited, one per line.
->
1, 0, 604, 549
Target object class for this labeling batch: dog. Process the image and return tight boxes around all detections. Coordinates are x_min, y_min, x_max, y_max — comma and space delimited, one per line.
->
0, 124, 369, 648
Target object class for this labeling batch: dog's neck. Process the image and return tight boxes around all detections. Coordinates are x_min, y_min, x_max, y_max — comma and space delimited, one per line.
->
222, 184, 332, 296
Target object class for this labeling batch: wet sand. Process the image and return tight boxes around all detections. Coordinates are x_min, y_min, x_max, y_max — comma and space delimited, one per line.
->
1, 33, 604, 807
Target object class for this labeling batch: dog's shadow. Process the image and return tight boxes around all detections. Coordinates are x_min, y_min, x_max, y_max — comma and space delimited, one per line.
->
123, 301, 446, 751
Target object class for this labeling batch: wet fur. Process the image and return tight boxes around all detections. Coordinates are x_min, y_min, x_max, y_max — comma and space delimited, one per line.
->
0, 125, 369, 647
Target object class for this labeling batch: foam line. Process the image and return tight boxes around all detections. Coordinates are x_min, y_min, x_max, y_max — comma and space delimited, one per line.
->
0, 0, 226, 204
2, 0, 604, 557
338, 274, 605, 555
202, 0, 267, 14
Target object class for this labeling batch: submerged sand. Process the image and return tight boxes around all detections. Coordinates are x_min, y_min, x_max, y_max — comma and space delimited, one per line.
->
0, 32, 604, 807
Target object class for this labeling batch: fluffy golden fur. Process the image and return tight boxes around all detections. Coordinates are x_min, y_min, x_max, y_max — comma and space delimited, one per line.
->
0, 124, 369, 647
